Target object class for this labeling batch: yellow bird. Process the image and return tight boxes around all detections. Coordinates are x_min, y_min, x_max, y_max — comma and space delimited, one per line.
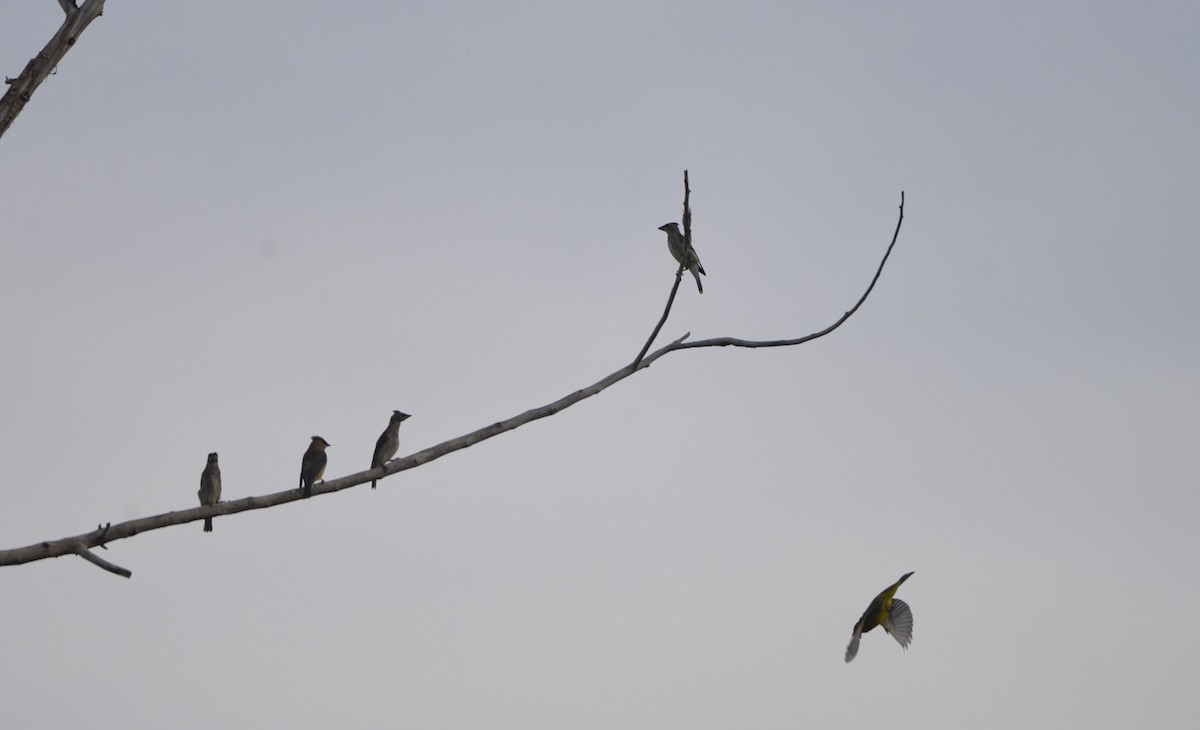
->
845, 571, 915, 662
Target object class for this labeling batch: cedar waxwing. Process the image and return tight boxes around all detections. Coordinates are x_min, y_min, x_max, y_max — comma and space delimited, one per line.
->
845, 571, 915, 663
370, 410, 411, 489
658, 222, 706, 293
299, 436, 330, 498
197, 452, 222, 533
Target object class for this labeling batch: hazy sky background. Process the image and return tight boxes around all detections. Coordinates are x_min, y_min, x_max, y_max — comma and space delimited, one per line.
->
2, 2, 1198, 727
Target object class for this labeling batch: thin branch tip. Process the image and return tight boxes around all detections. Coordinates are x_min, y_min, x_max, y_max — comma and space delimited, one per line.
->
632, 171, 694, 367
75, 546, 131, 578
673, 194, 904, 352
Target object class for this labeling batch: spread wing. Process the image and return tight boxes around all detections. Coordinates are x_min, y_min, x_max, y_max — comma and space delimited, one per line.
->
883, 598, 913, 649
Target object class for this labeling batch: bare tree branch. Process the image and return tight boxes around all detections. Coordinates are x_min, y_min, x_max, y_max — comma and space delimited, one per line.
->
676, 190, 905, 351
74, 544, 132, 578
0, 190, 904, 578
682, 169, 693, 249
633, 171, 693, 368
633, 270, 685, 368
0, 0, 106, 140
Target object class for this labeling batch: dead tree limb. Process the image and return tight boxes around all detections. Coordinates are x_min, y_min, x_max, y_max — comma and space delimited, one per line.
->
677, 190, 905, 351
633, 171, 693, 367
0, 189, 905, 578
0, 0, 106, 140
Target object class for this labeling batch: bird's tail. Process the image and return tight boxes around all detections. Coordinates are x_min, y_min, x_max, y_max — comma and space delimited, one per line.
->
302, 482, 312, 499
692, 268, 704, 294
203, 517, 213, 533
371, 479, 378, 489
845, 624, 864, 663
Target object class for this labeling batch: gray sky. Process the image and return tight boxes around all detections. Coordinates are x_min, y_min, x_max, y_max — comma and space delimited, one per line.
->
2, 1, 1198, 727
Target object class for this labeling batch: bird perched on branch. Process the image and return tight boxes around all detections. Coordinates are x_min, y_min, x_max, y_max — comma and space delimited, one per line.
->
197, 452, 221, 533
658, 222, 706, 293
299, 436, 330, 498
845, 571, 915, 662
371, 410, 411, 489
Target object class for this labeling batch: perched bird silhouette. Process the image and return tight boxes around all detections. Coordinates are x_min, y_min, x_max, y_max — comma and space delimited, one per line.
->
299, 436, 330, 498
658, 222, 706, 293
845, 571, 915, 663
197, 452, 222, 533
371, 410, 411, 489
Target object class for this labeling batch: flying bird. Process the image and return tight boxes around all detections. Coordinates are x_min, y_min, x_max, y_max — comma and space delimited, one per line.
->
845, 571, 915, 663
658, 222, 706, 293
197, 452, 222, 533
299, 436, 330, 498
371, 410, 411, 489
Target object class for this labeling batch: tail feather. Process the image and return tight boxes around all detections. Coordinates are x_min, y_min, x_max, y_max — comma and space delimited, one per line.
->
845, 623, 864, 662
